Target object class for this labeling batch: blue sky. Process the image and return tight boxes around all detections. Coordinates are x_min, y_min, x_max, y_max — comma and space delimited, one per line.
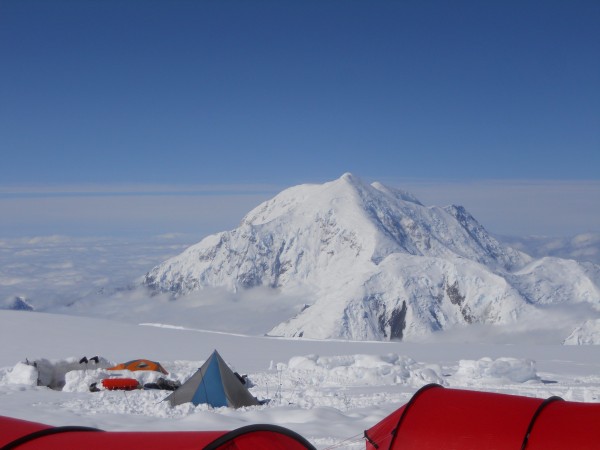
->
1, 0, 599, 238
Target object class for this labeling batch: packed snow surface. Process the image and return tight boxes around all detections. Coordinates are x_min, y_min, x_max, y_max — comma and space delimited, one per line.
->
2, 311, 600, 449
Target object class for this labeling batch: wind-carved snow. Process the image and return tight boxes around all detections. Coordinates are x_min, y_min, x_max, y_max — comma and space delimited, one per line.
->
144, 173, 600, 341
453, 357, 539, 385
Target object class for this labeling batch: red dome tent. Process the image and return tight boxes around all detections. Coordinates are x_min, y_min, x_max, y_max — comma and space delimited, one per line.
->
0, 415, 316, 450
364, 384, 600, 450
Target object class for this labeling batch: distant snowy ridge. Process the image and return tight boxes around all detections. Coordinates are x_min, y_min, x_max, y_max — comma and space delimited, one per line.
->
564, 319, 600, 345
1, 296, 34, 312
144, 174, 600, 341
502, 233, 600, 266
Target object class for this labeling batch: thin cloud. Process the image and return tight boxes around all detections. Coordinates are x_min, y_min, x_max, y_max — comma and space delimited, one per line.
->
417, 302, 600, 345
0, 192, 273, 238
387, 179, 600, 237
0, 183, 282, 197
0, 179, 599, 238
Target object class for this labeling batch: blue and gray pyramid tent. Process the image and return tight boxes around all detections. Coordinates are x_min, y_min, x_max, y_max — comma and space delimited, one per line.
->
165, 350, 260, 408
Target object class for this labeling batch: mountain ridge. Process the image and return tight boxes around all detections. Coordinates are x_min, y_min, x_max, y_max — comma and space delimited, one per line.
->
144, 174, 599, 341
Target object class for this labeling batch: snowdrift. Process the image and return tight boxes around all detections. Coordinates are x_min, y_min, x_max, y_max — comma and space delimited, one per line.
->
364, 384, 600, 450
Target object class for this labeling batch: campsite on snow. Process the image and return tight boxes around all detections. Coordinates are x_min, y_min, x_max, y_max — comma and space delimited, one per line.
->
1, 175, 600, 449
3, 0, 598, 445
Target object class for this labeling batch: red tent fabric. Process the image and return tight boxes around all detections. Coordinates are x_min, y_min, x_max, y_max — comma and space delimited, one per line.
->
365, 384, 600, 450
0, 416, 316, 450
526, 400, 600, 450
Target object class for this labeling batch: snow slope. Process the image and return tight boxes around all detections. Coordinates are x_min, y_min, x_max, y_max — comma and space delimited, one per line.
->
144, 174, 600, 341
1, 310, 600, 449
564, 319, 600, 345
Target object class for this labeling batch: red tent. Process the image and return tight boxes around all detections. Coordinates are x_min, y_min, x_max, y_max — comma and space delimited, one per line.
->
0, 415, 316, 450
364, 384, 600, 450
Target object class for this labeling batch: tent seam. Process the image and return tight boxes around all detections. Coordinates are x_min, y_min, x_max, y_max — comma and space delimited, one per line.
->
0, 426, 104, 450
388, 383, 444, 449
520, 395, 564, 450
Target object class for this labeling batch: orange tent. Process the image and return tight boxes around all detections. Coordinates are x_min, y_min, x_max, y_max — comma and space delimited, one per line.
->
107, 359, 168, 375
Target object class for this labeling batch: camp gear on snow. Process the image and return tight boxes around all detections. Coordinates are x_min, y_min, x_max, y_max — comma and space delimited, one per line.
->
101, 378, 140, 391
165, 350, 260, 408
364, 383, 600, 450
78, 356, 99, 365
22, 357, 111, 390
143, 377, 181, 391
107, 359, 168, 374
0, 415, 317, 449
234, 372, 249, 385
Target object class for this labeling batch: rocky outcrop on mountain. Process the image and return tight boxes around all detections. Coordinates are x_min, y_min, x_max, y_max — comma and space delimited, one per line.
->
1, 296, 34, 311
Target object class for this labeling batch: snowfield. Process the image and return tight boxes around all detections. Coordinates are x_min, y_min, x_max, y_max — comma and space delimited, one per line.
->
1, 189, 599, 448
1, 310, 600, 449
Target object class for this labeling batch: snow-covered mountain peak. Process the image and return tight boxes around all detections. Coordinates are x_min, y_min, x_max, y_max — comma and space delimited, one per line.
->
143, 174, 600, 341
339, 171, 358, 183
370, 181, 423, 206
234, 173, 524, 270
239, 173, 368, 225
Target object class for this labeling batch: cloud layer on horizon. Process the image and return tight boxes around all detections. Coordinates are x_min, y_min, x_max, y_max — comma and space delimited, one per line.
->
1, 178, 599, 238
1, 233, 598, 344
